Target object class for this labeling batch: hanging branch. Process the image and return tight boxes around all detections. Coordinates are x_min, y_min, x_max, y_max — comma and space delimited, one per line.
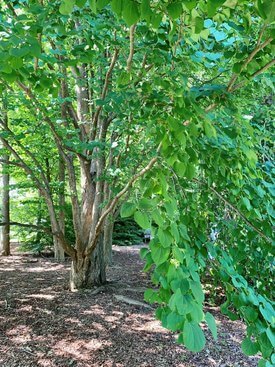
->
193, 179, 273, 244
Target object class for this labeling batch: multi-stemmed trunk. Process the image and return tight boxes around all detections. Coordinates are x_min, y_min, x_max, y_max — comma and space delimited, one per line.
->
70, 235, 107, 290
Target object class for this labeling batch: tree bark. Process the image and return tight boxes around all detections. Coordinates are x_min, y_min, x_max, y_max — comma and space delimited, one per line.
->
1, 153, 10, 256
70, 235, 106, 291
1, 100, 10, 257
54, 157, 65, 261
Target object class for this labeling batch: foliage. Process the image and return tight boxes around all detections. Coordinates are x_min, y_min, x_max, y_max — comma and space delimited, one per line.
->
113, 217, 144, 246
0, 0, 274, 363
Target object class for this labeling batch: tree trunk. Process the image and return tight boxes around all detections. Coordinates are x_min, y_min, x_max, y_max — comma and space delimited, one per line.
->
70, 235, 106, 291
54, 157, 65, 261
1, 98, 10, 257
1, 153, 10, 256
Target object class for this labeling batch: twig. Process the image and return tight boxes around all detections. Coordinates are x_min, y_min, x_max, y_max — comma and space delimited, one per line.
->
193, 179, 273, 243
127, 24, 136, 72
0, 221, 52, 234
92, 49, 119, 139
227, 37, 273, 92
231, 59, 275, 92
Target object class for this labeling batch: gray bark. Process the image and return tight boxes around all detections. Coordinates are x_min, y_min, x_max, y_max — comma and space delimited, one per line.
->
54, 157, 65, 261
1, 101, 10, 257
1, 154, 10, 256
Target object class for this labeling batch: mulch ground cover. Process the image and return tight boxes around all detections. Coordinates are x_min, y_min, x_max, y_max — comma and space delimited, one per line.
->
0, 244, 260, 367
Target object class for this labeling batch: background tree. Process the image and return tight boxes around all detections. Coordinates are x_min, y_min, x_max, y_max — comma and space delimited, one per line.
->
0, 96, 10, 256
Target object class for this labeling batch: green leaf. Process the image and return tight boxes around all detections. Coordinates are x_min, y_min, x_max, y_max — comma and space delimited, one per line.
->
59, 0, 75, 15
242, 197, 252, 211
224, 0, 237, 8
151, 243, 170, 265
10, 47, 30, 58
185, 164, 196, 180
243, 306, 258, 323
166, 311, 184, 331
245, 149, 257, 165
111, 0, 123, 16
140, 247, 149, 259
76, 0, 86, 7
172, 247, 185, 263
144, 289, 160, 303
122, 0, 140, 26
266, 327, 275, 347
134, 211, 150, 229
205, 312, 217, 340
167, 2, 182, 20
183, 322, 206, 352
207, 0, 225, 17
179, 223, 190, 242
158, 228, 173, 248
203, 120, 217, 138
259, 302, 275, 325
150, 13, 162, 28
194, 17, 204, 34
141, 0, 152, 22
174, 161, 186, 177
241, 337, 259, 356
139, 198, 154, 210
189, 302, 204, 323
152, 210, 164, 226
97, 0, 109, 10
89, 0, 97, 12
120, 202, 136, 217
190, 280, 204, 303
258, 359, 266, 367
258, 360, 267, 367
259, 332, 273, 359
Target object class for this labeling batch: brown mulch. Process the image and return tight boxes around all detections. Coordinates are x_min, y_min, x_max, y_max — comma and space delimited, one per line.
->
0, 244, 260, 367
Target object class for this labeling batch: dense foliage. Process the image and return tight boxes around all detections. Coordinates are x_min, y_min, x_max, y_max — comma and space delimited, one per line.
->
0, 0, 274, 365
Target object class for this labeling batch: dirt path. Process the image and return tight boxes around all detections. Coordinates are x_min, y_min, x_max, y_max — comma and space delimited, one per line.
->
0, 245, 259, 367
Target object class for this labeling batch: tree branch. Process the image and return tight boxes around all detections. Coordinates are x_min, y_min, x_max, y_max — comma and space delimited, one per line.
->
231, 59, 275, 92
194, 180, 273, 243
0, 121, 51, 190
86, 144, 162, 256
0, 158, 24, 169
227, 37, 273, 92
0, 221, 52, 234
127, 24, 136, 73
91, 49, 119, 140
0, 137, 45, 191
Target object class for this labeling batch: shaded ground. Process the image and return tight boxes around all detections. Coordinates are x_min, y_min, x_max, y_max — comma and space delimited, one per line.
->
0, 244, 259, 367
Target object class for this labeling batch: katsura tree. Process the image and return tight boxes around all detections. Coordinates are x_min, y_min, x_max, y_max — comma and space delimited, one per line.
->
0, 0, 274, 362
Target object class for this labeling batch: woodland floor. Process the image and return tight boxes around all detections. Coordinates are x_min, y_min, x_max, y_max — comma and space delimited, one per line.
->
0, 244, 260, 367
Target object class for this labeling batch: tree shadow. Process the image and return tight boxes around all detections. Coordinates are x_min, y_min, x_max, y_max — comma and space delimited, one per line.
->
0, 247, 259, 367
